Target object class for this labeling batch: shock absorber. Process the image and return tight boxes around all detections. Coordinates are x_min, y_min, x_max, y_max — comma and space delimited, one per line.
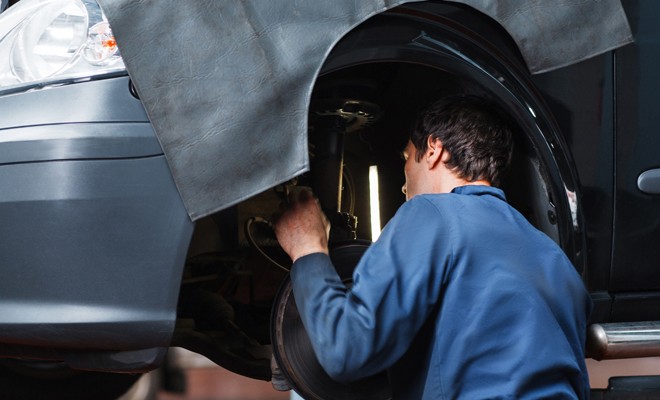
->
308, 87, 382, 242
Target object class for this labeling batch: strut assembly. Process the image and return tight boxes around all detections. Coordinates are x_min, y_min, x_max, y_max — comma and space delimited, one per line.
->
269, 80, 391, 399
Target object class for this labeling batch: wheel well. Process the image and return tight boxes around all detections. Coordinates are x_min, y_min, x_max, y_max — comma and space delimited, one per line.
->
312, 2, 583, 267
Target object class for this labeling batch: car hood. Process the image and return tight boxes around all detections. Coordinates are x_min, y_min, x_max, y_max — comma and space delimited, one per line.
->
97, 0, 632, 221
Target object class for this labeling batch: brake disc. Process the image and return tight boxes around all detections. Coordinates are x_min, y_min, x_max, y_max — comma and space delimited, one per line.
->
271, 240, 392, 400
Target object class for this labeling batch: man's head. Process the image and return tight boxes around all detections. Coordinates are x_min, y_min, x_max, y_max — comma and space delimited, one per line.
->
411, 94, 513, 181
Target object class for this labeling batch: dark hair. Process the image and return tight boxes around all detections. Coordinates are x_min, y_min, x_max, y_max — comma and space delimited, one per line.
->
410, 95, 513, 186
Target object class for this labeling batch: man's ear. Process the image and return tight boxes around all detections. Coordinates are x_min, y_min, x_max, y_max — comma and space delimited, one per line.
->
426, 137, 446, 169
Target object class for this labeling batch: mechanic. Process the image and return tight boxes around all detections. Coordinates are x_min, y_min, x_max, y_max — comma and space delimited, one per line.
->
274, 95, 592, 399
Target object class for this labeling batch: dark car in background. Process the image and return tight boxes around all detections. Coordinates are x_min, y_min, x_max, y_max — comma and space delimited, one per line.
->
0, 0, 659, 399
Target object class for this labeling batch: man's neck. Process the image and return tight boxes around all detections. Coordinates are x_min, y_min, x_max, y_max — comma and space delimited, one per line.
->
435, 172, 491, 194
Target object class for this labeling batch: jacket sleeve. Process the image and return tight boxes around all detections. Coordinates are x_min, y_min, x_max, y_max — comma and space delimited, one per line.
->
290, 196, 453, 382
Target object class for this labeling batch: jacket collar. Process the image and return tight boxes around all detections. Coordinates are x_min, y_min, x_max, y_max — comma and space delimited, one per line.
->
450, 185, 506, 201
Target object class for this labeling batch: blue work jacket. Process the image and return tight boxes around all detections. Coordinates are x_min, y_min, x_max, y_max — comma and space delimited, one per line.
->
291, 185, 592, 399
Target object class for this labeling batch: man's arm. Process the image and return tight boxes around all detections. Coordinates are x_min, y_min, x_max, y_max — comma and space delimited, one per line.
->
277, 194, 452, 382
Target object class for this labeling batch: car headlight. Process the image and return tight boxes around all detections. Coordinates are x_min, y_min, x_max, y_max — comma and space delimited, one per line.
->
0, 0, 125, 93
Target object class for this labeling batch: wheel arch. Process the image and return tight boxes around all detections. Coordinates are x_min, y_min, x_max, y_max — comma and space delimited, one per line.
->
313, 1, 587, 274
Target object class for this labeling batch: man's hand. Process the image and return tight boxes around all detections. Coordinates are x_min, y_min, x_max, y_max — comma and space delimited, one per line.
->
274, 189, 330, 263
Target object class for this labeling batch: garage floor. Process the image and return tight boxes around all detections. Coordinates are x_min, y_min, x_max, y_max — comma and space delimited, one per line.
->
117, 348, 291, 400
119, 350, 660, 398
156, 367, 289, 400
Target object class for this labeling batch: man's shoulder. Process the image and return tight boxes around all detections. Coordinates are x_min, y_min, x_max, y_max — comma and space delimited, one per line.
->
398, 194, 444, 215
405, 193, 464, 213
389, 194, 462, 231
382, 195, 450, 234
